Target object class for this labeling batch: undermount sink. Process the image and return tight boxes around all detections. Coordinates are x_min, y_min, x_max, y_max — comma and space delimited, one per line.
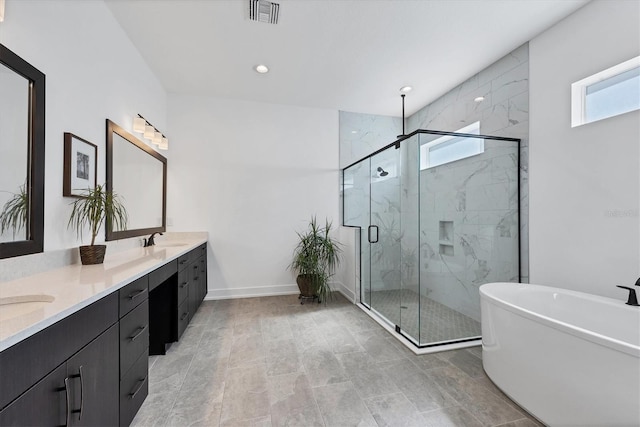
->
156, 242, 188, 247
0, 294, 55, 321
0, 294, 55, 305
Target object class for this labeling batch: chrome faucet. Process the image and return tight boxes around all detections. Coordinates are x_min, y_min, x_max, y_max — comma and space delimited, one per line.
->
616, 277, 640, 306
143, 232, 163, 247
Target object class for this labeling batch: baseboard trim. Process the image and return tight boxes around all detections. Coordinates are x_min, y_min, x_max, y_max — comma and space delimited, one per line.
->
204, 281, 355, 302
332, 281, 355, 303
205, 284, 299, 300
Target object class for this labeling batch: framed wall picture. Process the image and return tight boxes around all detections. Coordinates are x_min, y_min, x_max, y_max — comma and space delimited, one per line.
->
63, 133, 97, 197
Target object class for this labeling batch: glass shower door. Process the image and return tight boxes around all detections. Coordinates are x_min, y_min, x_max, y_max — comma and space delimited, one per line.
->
369, 147, 402, 328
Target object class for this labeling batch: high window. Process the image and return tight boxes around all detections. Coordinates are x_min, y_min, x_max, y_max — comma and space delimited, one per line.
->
571, 56, 640, 127
420, 121, 482, 170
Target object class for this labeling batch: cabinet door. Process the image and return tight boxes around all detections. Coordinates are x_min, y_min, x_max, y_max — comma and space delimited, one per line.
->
67, 324, 119, 426
189, 262, 199, 320
199, 255, 207, 301
0, 364, 67, 426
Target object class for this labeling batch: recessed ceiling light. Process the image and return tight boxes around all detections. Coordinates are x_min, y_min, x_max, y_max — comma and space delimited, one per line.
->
351, 130, 358, 134
474, 96, 485, 102
255, 64, 269, 74
399, 86, 413, 93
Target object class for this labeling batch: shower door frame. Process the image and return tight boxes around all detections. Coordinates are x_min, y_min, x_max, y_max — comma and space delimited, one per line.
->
342, 129, 522, 350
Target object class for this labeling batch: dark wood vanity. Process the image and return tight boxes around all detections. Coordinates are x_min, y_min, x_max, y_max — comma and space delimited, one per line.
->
0, 243, 208, 426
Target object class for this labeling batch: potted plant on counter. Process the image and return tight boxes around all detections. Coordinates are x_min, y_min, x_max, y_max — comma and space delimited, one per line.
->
289, 216, 341, 304
68, 184, 128, 265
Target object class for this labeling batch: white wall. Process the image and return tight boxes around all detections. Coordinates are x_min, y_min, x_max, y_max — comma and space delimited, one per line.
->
0, 0, 167, 252
168, 95, 339, 299
529, 0, 640, 297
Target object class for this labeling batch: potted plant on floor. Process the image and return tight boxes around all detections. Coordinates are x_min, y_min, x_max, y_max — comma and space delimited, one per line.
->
289, 216, 341, 304
68, 184, 128, 265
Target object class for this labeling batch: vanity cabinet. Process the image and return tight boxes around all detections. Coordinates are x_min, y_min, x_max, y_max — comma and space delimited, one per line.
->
0, 240, 207, 426
0, 294, 119, 426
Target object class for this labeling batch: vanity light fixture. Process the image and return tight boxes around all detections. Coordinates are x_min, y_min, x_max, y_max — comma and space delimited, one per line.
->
255, 64, 269, 74
133, 116, 146, 133
153, 131, 163, 145
399, 86, 413, 93
133, 114, 169, 150
143, 125, 155, 139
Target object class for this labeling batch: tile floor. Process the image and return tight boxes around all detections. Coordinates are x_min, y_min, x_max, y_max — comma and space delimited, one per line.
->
368, 289, 481, 344
131, 293, 543, 427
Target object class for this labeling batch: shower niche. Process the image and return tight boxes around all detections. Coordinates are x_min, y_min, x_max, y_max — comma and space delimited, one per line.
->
438, 221, 454, 256
343, 129, 520, 349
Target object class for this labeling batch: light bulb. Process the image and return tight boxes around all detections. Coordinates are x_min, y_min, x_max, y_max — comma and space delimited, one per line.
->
143, 125, 155, 139
133, 117, 146, 133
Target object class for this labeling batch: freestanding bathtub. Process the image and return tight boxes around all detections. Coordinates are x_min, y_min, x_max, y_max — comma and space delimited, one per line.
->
480, 282, 640, 427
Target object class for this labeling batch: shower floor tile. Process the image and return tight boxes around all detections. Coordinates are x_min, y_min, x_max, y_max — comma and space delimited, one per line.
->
369, 289, 481, 344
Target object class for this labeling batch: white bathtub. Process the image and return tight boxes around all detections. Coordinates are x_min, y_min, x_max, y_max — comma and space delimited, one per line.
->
480, 282, 640, 427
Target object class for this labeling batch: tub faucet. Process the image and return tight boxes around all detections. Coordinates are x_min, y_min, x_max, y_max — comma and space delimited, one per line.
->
143, 232, 163, 247
616, 278, 640, 306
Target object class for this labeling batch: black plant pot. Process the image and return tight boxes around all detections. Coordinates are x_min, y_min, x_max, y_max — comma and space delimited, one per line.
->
79, 245, 107, 265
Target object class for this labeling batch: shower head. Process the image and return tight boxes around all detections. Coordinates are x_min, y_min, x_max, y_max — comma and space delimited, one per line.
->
377, 167, 389, 177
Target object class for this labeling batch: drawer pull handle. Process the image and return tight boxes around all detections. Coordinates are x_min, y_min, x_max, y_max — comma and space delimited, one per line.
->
129, 377, 147, 400
180, 312, 189, 321
180, 282, 188, 288
128, 289, 146, 300
61, 377, 71, 427
193, 265, 198, 269
180, 260, 187, 265
129, 325, 148, 341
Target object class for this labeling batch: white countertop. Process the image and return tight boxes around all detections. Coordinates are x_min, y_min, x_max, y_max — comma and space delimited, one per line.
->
0, 236, 207, 352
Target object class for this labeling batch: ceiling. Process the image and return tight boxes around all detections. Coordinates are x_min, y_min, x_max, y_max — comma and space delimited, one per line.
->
105, 0, 589, 117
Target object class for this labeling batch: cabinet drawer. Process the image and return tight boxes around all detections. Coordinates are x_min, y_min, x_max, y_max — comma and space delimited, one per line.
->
119, 275, 148, 318
177, 268, 189, 305
177, 299, 190, 339
120, 352, 148, 427
177, 252, 192, 271
120, 301, 149, 379
149, 260, 177, 291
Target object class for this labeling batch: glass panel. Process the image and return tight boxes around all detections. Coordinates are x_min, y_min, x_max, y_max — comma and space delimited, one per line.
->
0, 63, 30, 243
112, 132, 164, 230
585, 66, 640, 123
419, 133, 519, 345
399, 135, 421, 343
369, 146, 402, 329
343, 160, 371, 306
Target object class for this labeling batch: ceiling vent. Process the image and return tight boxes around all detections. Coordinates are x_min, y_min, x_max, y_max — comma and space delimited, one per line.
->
249, 0, 280, 24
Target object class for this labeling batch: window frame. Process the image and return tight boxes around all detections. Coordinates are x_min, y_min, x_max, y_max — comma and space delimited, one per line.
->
420, 121, 482, 170
571, 56, 640, 127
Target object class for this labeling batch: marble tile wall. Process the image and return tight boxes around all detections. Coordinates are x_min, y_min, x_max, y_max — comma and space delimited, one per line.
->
339, 112, 403, 169
340, 43, 529, 321
419, 140, 520, 321
407, 43, 529, 283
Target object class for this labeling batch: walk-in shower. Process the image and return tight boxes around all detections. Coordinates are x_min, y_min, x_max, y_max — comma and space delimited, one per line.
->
342, 129, 520, 349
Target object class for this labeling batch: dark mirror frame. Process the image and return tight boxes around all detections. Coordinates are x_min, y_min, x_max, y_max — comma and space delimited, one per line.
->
0, 44, 45, 259
105, 119, 167, 241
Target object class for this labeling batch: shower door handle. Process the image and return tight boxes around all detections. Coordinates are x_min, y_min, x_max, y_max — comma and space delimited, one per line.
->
368, 225, 379, 243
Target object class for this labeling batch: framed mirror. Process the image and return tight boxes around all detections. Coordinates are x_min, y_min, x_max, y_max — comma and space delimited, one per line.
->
106, 119, 166, 241
0, 44, 45, 259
